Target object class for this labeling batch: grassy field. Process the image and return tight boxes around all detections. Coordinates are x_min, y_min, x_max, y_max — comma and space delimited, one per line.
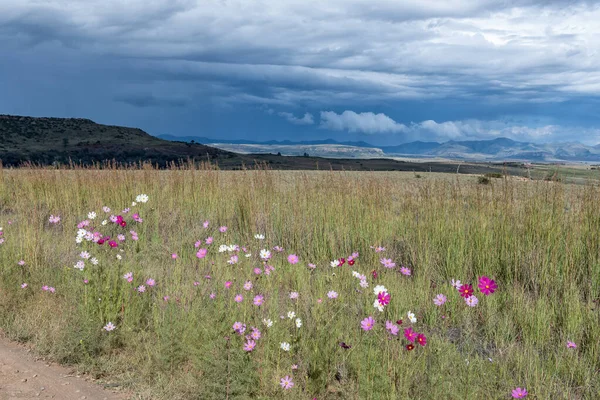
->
0, 166, 599, 399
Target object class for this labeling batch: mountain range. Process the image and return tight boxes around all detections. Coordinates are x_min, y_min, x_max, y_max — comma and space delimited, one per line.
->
159, 135, 600, 162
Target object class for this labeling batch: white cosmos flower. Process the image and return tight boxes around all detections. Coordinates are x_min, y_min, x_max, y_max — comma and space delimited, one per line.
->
373, 299, 384, 312
74, 261, 85, 271
90, 257, 99, 265
287, 311, 296, 319
135, 194, 149, 203
116, 254, 122, 260
373, 285, 387, 295
75, 237, 83, 244
254, 234, 265, 240
408, 311, 417, 323
218, 245, 228, 253
131, 202, 137, 206
295, 318, 302, 328
330, 259, 340, 268
77, 229, 87, 237
263, 318, 273, 328
352, 271, 360, 278
280, 342, 291, 351
87, 212, 96, 220
245, 253, 252, 258
260, 249, 271, 260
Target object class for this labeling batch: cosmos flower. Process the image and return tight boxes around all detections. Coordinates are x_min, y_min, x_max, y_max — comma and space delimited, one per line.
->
567, 341, 577, 349
295, 318, 302, 328
287, 311, 296, 319
103, 322, 116, 331
146, 278, 156, 287
287, 254, 299, 264
263, 318, 273, 327
280, 376, 294, 390
234, 294, 243, 303
219, 226, 228, 233
465, 295, 479, 307
416, 333, 427, 346
243, 281, 253, 291
451, 279, 462, 289
327, 291, 338, 299
260, 249, 271, 260
135, 194, 149, 203
434, 294, 447, 306
361, 316, 375, 331
511, 388, 528, 398
407, 311, 417, 323
380, 258, 396, 269
404, 327, 417, 342
330, 259, 340, 268
243, 340, 256, 352
373, 285, 387, 296
289, 291, 299, 299
280, 342, 291, 351
458, 284, 474, 298
400, 267, 411, 276
254, 234, 265, 240
478, 276, 498, 295
377, 291, 391, 306
385, 321, 399, 336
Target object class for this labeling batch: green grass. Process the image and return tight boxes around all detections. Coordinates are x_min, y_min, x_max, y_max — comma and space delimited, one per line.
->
0, 167, 599, 399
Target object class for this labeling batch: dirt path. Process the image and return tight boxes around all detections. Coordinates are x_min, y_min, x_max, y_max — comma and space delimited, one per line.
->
0, 336, 130, 400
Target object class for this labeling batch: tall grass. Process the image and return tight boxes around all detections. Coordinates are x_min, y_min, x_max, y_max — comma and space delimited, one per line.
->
0, 166, 599, 399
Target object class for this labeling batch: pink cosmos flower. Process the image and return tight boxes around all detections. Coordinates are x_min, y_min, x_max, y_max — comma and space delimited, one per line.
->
478, 276, 498, 295
193, 281, 200, 286
21, 283, 28, 289
202, 220, 209, 228
253, 295, 264, 306
404, 327, 417, 342
117, 234, 126, 242
209, 292, 216, 299
18, 260, 25, 266
512, 388, 528, 398
308, 263, 316, 269
205, 237, 213, 244
400, 267, 411, 276
287, 254, 299, 264
194, 240, 203, 248
465, 295, 479, 307
163, 296, 170, 301
233, 321, 244, 332
280, 376, 294, 390
103, 322, 116, 332
42, 285, 49, 291
361, 316, 375, 331
196, 248, 207, 259
228, 255, 239, 264
385, 321, 399, 336
253, 267, 262, 275
567, 341, 577, 349
225, 281, 232, 288
243, 281, 253, 291
416, 333, 427, 346
48, 287, 55, 293
289, 291, 299, 299
243, 340, 256, 352
249, 327, 261, 340
273, 246, 284, 252
137, 285, 146, 293
171, 253, 178, 259
233, 294, 243, 303
434, 294, 447, 306
219, 226, 228, 233
123, 272, 133, 282
327, 291, 338, 299
102, 206, 110, 213
380, 258, 396, 268
146, 278, 156, 287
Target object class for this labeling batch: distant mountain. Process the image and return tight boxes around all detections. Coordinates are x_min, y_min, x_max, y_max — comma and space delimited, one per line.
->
158, 134, 377, 148
159, 134, 600, 162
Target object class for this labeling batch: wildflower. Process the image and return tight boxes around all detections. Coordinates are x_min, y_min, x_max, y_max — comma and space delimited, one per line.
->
377, 291, 391, 306
416, 333, 427, 346
254, 267, 262, 275
287, 311, 296, 319
289, 291, 299, 299
273, 246, 284, 252
291, 364, 298, 370
380, 258, 396, 268
103, 322, 116, 331
373, 285, 387, 295
263, 318, 273, 327
287, 254, 299, 264
80, 251, 90, 259
48, 287, 56, 293
49, 215, 61, 224
400, 267, 411, 276
372, 270, 378, 279
327, 291, 338, 299
451, 279, 462, 289
308, 263, 316, 269
135, 194, 149, 203
146, 278, 156, 287
219, 226, 228, 233
137, 285, 146, 293
249, 328, 261, 340
407, 311, 417, 323
102, 206, 110, 213
254, 234, 265, 240
234, 294, 243, 303
116, 254, 122, 260
117, 234, 126, 242
108, 240, 118, 248
233, 322, 244, 331
280, 376, 294, 390
101, 220, 108, 226
406, 344, 415, 351
42, 285, 49, 291
243, 281, 253, 291
88, 211, 97, 220
21, 283, 27, 289
478, 276, 498, 295
361, 316, 375, 331
338, 258, 346, 266
352, 251, 359, 258
203, 220, 209, 228
171, 253, 178, 259
339, 342, 351, 349
228, 255, 239, 264
458, 284, 474, 298
280, 342, 291, 351
18, 260, 25, 266
123, 272, 133, 282
74, 261, 85, 271
404, 327, 417, 342
434, 294, 447, 306
294, 318, 302, 328
196, 248, 207, 259
396, 319, 403, 325
132, 213, 143, 223
567, 341, 577, 349
385, 321, 399, 336
359, 279, 369, 288
163, 296, 169, 301
348, 259, 355, 266
330, 259, 340, 268
225, 281, 232, 288
209, 293, 216, 299
512, 388, 528, 398
243, 340, 256, 352
465, 295, 479, 307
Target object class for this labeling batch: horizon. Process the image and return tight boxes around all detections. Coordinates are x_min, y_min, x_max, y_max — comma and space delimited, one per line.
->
1, 1, 600, 145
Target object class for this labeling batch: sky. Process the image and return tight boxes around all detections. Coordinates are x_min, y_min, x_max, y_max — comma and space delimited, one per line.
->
1, 0, 600, 145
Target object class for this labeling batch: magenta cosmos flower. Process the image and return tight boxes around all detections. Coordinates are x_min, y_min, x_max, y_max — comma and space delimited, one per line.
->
361, 316, 375, 331
511, 387, 528, 398
567, 341, 577, 349
416, 333, 427, 346
478, 276, 498, 295
377, 291, 391, 306
458, 284, 474, 298
287, 254, 299, 264
404, 327, 417, 342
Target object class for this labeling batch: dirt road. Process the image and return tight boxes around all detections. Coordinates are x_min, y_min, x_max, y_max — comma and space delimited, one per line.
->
0, 336, 129, 400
